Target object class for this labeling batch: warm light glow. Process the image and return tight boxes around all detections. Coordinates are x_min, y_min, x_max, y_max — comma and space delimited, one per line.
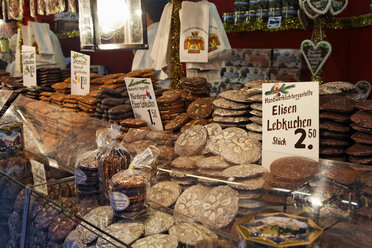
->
310, 196, 322, 207
135, 9, 142, 16
97, 0, 129, 35
0, 20, 4, 25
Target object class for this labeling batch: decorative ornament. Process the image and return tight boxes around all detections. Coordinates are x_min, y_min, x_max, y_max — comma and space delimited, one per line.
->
307, 0, 332, 15
301, 39, 332, 76
300, 0, 320, 19
356, 80, 372, 100
330, 0, 348, 16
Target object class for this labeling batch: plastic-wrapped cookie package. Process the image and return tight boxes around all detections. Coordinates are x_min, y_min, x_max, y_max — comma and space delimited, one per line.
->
97, 126, 131, 199
74, 150, 100, 203
109, 147, 159, 219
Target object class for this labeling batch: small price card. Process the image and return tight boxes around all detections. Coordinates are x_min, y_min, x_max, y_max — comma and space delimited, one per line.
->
22, 45, 37, 88
71, 51, 90, 95
125, 77, 163, 130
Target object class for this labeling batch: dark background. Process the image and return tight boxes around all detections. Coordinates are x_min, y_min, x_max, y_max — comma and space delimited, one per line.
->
34, 0, 372, 84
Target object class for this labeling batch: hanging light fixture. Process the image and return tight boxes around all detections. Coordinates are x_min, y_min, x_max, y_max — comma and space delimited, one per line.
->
78, 0, 148, 51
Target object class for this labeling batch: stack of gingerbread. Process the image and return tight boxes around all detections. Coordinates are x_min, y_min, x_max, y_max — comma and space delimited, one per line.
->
319, 95, 355, 162
77, 95, 97, 117
348, 100, 372, 165
120, 119, 148, 133
37, 67, 61, 87
164, 97, 214, 132
62, 95, 80, 112
180, 77, 210, 106
51, 81, 70, 95
157, 90, 187, 127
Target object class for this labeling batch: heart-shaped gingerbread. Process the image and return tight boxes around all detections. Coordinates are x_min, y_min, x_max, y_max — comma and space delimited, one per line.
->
300, 0, 320, 19
330, 0, 348, 16
301, 39, 332, 76
307, 0, 332, 15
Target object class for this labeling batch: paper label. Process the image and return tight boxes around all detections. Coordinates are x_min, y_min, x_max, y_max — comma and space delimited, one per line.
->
125, 77, 163, 130
75, 168, 87, 185
110, 192, 130, 211
22, 45, 37, 88
71, 51, 90, 95
267, 16, 282, 29
262, 82, 319, 170
30, 160, 48, 195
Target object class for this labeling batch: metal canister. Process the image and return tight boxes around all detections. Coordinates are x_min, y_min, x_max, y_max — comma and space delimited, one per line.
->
234, 0, 250, 12
222, 13, 234, 25
234, 11, 245, 24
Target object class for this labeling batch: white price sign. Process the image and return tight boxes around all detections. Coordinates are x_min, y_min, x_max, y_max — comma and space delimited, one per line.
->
267, 16, 282, 29
125, 77, 163, 130
22, 45, 37, 88
71, 51, 90, 95
30, 160, 48, 196
262, 81, 319, 170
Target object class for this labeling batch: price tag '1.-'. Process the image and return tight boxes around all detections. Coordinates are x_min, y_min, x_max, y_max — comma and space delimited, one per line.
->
71, 51, 90, 95
22, 45, 37, 88
262, 81, 319, 170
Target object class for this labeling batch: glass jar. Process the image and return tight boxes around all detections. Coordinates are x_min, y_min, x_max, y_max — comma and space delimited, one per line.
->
234, 11, 245, 24
222, 13, 234, 25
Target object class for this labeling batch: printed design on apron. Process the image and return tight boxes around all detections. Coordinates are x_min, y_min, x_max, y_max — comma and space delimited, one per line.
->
184, 31, 205, 54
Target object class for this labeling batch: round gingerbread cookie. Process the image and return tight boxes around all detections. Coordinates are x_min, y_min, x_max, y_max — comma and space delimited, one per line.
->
270, 156, 319, 181
174, 185, 207, 219
220, 90, 251, 103
187, 98, 213, 119
174, 125, 207, 156
196, 185, 239, 228
132, 234, 178, 248
220, 137, 261, 164
165, 113, 189, 131
180, 119, 208, 132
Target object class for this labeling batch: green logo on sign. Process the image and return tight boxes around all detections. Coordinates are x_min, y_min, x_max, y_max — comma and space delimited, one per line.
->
128, 79, 150, 87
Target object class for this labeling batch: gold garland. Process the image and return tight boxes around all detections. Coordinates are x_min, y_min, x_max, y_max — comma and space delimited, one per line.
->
224, 13, 372, 33
169, 0, 184, 89
56, 30, 80, 39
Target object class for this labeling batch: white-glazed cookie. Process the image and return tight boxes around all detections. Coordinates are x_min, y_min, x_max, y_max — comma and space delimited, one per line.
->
221, 137, 261, 164
228, 177, 265, 190
76, 206, 114, 243
96, 222, 144, 247
132, 234, 178, 248
174, 185, 207, 219
222, 164, 267, 179
175, 125, 207, 156
246, 123, 262, 132
196, 156, 230, 169
146, 181, 181, 207
196, 186, 239, 228
249, 116, 262, 125
169, 223, 217, 246
250, 103, 262, 111
171, 155, 204, 169
220, 90, 251, 103
209, 127, 248, 155
213, 98, 250, 110
144, 211, 174, 236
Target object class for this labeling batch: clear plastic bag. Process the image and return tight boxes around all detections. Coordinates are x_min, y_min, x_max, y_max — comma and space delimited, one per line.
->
97, 126, 131, 199
74, 150, 100, 203
109, 147, 159, 219
6, 0, 23, 20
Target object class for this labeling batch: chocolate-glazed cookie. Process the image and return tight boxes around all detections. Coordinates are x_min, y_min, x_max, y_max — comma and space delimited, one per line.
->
320, 111, 350, 123
347, 143, 372, 156
320, 147, 346, 156
320, 139, 349, 147
320, 121, 350, 133
351, 111, 372, 129
350, 123, 372, 134
354, 100, 372, 111
320, 130, 349, 139
351, 132, 372, 145
270, 156, 319, 181
320, 95, 355, 112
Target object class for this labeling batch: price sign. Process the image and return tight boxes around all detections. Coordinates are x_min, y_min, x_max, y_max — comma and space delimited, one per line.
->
30, 160, 48, 195
71, 51, 90, 95
262, 81, 319, 170
125, 77, 163, 130
267, 16, 282, 29
22, 45, 36, 88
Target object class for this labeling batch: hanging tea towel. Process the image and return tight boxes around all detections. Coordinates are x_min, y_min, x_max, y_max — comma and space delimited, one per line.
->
179, 1, 209, 63
151, 2, 172, 79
